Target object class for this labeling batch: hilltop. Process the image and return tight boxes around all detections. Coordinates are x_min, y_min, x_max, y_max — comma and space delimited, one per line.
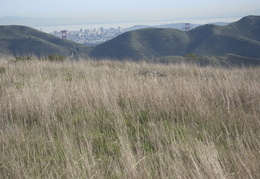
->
91, 16, 260, 64
186, 15, 260, 57
0, 25, 92, 58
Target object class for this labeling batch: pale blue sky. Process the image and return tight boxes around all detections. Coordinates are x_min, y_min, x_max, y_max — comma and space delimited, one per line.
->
1, 0, 260, 22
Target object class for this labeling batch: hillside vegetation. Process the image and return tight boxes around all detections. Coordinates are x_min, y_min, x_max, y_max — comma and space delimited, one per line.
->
0, 25, 92, 58
0, 58, 259, 178
1, 16, 260, 66
91, 16, 260, 62
152, 54, 260, 66
91, 28, 189, 60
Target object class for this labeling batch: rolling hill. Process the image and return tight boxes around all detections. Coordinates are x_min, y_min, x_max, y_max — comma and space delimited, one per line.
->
0, 25, 92, 58
91, 28, 189, 60
1, 16, 260, 66
91, 15, 260, 63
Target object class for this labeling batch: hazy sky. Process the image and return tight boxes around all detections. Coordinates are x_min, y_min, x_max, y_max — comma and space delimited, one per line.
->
1, 0, 260, 22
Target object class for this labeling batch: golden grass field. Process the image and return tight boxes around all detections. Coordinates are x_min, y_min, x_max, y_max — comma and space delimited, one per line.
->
0, 58, 259, 178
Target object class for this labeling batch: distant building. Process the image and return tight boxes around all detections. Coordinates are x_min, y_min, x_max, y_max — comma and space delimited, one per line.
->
118, 26, 124, 32
100, 27, 104, 34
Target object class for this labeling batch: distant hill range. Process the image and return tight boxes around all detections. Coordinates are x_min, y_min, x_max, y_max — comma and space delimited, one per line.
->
0, 15, 260, 65
91, 16, 260, 63
0, 25, 92, 58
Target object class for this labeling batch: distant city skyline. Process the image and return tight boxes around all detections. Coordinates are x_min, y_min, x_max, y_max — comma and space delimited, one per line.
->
1, 0, 260, 24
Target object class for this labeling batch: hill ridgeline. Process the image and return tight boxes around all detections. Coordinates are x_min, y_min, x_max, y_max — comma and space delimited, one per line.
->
0, 16, 260, 65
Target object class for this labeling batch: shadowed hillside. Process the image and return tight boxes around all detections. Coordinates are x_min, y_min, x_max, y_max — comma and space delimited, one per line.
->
91, 16, 260, 62
0, 25, 92, 58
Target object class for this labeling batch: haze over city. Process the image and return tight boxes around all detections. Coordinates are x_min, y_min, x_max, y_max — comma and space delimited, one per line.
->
1, 0, 260, 26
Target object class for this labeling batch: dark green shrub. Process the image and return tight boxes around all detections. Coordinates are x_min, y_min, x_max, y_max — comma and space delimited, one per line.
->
13, 56, 35, 62
48, 54, 66, 62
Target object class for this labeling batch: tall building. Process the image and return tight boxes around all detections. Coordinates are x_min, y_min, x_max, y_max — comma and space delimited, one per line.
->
118, 26, 124, 32
100, 27, 104, 34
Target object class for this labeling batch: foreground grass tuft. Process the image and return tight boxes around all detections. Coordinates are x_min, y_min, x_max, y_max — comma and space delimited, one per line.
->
0, 58, 259, 178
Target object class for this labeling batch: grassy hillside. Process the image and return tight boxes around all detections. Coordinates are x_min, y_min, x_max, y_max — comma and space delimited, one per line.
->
91, 28, 189, 60
0, 58, 259, 178
152, 54, 260, 66
186, 18, 260, 58
91, 16, 260, 62
224, 15, 260, 40
0, 25, 92, 58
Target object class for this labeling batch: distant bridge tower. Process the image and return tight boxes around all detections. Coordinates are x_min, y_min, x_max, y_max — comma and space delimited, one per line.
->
185, 23, 191, 31
61, 30, 68, 39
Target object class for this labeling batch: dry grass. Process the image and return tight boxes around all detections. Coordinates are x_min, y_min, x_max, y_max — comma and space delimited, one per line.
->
0, 58, 259, 178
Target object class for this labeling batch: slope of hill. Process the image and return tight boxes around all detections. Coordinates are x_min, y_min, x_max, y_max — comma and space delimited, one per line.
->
0, 25, 92, 58
186, 16, 260, 57
91, 28, 189, 60
91, 16, 260, 63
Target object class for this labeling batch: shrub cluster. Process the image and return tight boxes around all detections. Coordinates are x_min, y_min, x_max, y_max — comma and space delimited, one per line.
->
12, 54, 66, 63
47, 54, 66, 62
